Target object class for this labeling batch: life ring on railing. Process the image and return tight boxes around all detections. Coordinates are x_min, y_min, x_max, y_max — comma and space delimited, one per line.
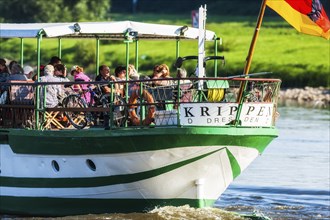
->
128, 90, 155, 126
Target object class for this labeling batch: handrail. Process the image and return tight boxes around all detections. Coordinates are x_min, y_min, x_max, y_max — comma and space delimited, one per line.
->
0, 78, 281, 130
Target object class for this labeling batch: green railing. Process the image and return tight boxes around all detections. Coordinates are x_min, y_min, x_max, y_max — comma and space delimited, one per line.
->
0, 77, 281, 130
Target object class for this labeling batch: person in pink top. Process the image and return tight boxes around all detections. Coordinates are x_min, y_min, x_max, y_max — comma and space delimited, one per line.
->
70, 65, 92, 104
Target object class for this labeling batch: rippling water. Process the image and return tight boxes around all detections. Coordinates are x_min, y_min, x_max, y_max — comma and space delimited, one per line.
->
3, 106, 329, 219
216, 105, 330, 219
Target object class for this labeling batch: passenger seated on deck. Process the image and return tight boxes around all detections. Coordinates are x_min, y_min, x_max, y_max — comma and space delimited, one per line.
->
8, 60, 18, 74
3, 62, 29, 96
7, 63, 28, 81
173, 68, 193, 107
54, 64, 70, 99
95, 65, 117, 94
0, 58, 10, 94
176, 68, 192, 85
54, 64, 69, 80
48, 56, 62, 67
0, 58, 10, 83
71, 65, 92, 103
40, 65, 67, 108
151, 64, 172, 86
127, 64, 140, 96
32, 65, 45, 81
128, 64, 140, 80
114, 65, 127, 96
23, 65, 34, 80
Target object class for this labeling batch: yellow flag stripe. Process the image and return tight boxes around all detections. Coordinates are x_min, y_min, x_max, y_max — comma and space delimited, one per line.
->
266, 0, 330, 40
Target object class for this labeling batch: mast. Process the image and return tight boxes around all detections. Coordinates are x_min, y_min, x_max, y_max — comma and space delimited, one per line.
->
197, 5, 207, 91
242, 0, 267, 76
235, 0, 267, 125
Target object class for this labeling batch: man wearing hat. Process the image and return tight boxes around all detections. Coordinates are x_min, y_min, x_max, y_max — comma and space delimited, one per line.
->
23, 65, 34, 79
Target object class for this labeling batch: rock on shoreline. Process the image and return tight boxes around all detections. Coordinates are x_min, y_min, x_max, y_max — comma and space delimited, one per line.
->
280, 87, 330, 108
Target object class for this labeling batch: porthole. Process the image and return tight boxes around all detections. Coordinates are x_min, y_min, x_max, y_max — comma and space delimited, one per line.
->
51, 160, 60, 172
86, 159, 96, 171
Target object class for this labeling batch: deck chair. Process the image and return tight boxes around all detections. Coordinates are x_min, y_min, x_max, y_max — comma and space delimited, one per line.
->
42, 94, 70, 130
43, 111, 65, 129
206, 80, 229, 102
147, 85, 174, 110
40, 88, 67, 130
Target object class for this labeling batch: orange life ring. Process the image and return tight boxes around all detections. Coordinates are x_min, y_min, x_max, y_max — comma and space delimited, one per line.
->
128, 90, 155, 125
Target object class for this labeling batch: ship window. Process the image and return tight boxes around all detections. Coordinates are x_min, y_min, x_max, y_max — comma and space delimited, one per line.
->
51, 160, 60, 172
86, 159, 96, 171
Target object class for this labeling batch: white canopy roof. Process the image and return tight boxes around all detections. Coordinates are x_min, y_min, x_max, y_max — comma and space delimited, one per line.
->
0, 21, 217, 40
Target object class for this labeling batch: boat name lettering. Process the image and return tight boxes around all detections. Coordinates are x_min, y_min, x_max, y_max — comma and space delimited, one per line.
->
180, 103, 274, 126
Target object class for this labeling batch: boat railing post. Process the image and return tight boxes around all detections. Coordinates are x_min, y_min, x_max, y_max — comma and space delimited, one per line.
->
177, 79, 181, 127
109, 83, 114, 129
40, 84, 47, 130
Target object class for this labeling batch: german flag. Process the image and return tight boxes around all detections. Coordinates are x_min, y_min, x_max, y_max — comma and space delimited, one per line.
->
266, 0, 330, 39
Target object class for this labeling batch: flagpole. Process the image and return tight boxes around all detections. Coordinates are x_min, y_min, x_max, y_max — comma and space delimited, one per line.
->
235, 0, 268, 125
237, 0, 268, 101
243, 0, 267, 75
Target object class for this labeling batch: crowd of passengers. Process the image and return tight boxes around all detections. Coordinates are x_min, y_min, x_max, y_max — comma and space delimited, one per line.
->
0, 56, 191, 108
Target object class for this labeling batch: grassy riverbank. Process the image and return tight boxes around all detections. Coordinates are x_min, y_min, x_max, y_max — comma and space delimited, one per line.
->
0, 14, 329, 87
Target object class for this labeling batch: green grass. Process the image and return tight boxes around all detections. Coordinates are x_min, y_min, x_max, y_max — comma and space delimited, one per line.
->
0, 14, 329, 87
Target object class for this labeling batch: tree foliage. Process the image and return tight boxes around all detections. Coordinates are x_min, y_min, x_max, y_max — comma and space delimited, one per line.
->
0, 0, 111, 22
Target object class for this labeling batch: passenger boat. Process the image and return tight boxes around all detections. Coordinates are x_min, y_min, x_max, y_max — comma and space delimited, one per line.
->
0, 6, 281, 217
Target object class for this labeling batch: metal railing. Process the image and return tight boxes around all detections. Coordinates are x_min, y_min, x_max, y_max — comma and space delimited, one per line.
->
0, 77, 281, 130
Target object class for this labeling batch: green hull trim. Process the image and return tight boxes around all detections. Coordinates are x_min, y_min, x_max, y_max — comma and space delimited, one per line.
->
2, 127, 278, 155
226, 148, 241, 178
0, 196, 216, 217
0, 148, 222, 188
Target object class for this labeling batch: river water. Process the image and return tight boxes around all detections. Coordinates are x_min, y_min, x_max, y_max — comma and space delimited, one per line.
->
3, 105, 330, 220
216, 105, 330, 219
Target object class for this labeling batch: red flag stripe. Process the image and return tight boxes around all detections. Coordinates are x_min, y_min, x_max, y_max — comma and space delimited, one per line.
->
285, 0, 330, 32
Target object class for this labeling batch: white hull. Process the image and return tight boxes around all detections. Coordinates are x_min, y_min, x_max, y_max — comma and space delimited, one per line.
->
0, 144, 259, 200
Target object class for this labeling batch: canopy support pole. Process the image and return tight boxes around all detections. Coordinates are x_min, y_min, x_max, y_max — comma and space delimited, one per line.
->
176, 39, 180, 59
96, 38, 100, 76
135, 39, 139, 72
20, 38, 24, 67
58, 38, 62, 58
